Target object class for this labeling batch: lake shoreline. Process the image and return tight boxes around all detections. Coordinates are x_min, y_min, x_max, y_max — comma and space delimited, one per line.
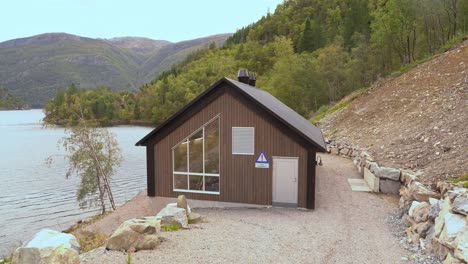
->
0, 109, 151, 255
44, 119, 155, 128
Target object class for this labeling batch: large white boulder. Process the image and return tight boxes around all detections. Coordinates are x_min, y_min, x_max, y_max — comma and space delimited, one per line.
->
435, 197, 452, 237
106, 216, 161, 252
438, 212, 466, 250
156, 207, 188, 229
12, 228, 80, 264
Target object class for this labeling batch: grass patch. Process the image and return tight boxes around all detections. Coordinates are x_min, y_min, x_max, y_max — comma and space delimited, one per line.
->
162, 222, 179, 232
73, 230, 108, 253
310, 88, 368, 124
395, 56, 433, 75
62, 212, 112, 253
437, 34, 466, 53
448, 173, 468, 188
63, 212, 111, 234
127, 253, 132, 264
0, 256, 12, 264
0, 244, 21, 264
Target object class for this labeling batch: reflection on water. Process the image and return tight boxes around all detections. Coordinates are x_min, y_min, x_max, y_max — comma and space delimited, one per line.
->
0, 110, 152, 254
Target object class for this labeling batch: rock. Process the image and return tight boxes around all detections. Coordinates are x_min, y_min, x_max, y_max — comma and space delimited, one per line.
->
330, 147, 339, 155
359, 151, 369, 158
379, 179, 401, 194
452, 195, 468, 216
413, 202, 430, 223
106, 216, 161, 252
447, 188, 467, 203
402, 170, 417, 184
339, 148, 349, 156
188, 212, 201, 223
430, 239, 450, 261
364, 168, 379, 192
438, 181, 454, 196
374, 166, 401, 181
444, 253, 463, 264
156, 207, 188, 229
399, 196, 406, 209
166, 202, 177, 208
429, 201, 442, 221
435, 197, 452, 237
429, 198, 440, 205
454, 228, 468, 262
12, 228, 80, 264
403, 214, 417, 227
409, 181, 441, 202
368, 162, 379, 173
400, 186, 413, 201
438, 212, 466, 250
407, 221, 432, 241
409, 201, 422, 217
177, 195, 188, 211
425, 225, 436, 244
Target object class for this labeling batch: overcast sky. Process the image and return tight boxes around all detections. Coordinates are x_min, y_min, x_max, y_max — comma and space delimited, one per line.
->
1, 0, 283, 42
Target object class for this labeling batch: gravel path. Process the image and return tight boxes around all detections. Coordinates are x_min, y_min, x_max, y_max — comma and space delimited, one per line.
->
81, 154, 408, 263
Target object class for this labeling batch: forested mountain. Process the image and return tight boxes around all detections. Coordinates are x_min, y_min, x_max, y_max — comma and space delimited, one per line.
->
44, 0, 468, 125
0, 33, 230, 107
0, 87, 28, 110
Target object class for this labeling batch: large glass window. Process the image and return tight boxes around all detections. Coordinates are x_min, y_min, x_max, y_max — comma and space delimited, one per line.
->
173, 116, 220, 194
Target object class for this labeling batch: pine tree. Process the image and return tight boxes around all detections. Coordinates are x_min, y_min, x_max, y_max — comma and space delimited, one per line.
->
299, 18, 325, 53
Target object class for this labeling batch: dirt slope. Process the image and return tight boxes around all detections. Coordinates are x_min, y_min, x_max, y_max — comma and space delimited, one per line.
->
319, 40, 468, 184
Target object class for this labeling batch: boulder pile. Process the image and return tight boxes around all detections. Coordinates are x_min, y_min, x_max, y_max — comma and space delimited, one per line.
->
106, 195, 201, 253
327, 139, 468, 263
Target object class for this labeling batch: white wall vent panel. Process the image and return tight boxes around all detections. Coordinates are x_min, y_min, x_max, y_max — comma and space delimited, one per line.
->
232, 127, 254, 155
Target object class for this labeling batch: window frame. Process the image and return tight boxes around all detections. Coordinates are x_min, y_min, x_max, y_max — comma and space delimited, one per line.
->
171, 115, 220, 195
232, 127, 255, 155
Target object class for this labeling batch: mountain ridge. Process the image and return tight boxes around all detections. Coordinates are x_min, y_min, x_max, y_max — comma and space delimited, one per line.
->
0, 32, 231, 107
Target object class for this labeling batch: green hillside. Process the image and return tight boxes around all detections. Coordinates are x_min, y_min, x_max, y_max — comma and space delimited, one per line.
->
0, 33, 230, 107
44, 0, 468, 125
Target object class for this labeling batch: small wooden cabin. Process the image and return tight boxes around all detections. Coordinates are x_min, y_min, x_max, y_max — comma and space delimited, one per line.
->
136, 71, 326, 209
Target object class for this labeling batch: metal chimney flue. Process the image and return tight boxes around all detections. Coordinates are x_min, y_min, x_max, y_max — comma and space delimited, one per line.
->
248, 73, 256, 87
237, 69, 250, 84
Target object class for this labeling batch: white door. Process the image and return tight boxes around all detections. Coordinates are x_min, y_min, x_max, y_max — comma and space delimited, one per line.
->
272, 157, 298, 207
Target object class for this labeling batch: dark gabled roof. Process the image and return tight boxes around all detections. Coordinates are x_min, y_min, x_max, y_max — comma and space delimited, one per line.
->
136, 77, 326, 151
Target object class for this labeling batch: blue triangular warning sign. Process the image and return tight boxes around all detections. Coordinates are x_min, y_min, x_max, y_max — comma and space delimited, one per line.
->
255, 151, 269, 163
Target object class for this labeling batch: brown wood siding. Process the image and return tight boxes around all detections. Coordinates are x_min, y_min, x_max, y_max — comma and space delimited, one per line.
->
152, 84, 315, 208
306, 149, 316, 209
146, 145, 155, 196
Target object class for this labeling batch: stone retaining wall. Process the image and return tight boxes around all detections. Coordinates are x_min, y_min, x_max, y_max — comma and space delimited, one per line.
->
326, 139, 468, 263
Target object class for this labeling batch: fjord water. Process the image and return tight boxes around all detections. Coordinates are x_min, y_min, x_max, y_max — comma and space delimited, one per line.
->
0, 110, 152, 255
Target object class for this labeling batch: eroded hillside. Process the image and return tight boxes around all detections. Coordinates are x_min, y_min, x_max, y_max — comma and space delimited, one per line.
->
319, 40, 468, 184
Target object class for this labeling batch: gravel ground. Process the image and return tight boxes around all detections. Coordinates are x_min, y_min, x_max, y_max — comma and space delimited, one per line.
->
81, 154, 411, 264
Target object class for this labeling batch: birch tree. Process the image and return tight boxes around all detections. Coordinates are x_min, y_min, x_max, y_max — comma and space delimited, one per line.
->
62, 118, 122, 214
